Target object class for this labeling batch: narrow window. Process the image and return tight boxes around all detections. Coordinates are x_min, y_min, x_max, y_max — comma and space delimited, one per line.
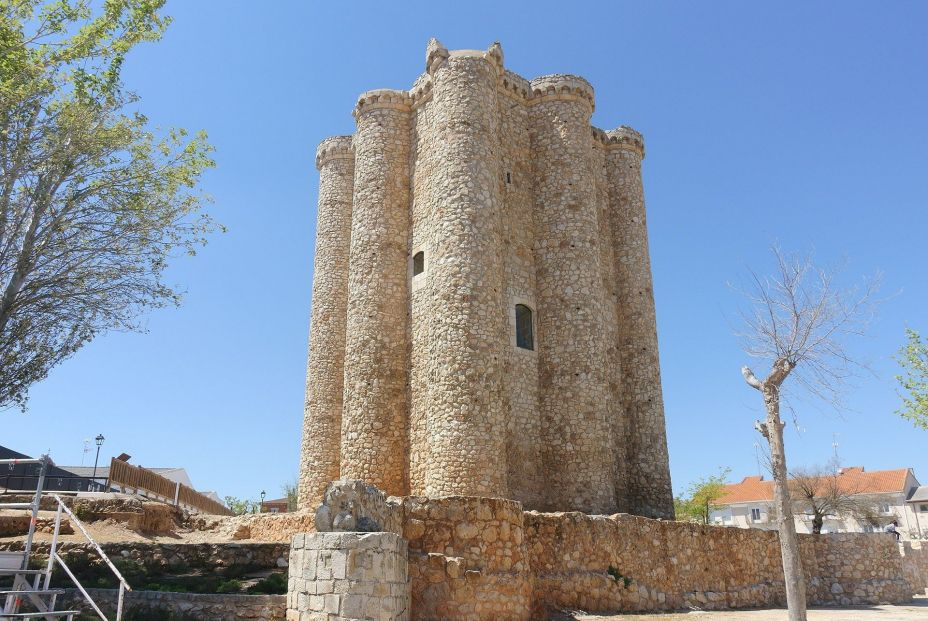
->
506, 171, 512, 184
412, 251, 425, 276
515, 304, 534, 350
750, 508, 761, 522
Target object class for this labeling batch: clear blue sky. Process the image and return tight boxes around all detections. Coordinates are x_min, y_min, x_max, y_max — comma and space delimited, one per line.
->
5, 1, 927, 502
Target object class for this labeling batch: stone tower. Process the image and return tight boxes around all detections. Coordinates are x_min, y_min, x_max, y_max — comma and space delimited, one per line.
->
299, 40, 673, 519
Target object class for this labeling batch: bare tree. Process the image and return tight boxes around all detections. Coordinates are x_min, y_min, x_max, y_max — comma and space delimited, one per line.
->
788, 464, 880, 535
739, 246, 879, 621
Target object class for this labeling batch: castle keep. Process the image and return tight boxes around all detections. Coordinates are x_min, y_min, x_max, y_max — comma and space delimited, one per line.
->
298, 40, 673, 518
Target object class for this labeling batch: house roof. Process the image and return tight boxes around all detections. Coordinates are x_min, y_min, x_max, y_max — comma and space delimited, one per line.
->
717, 467, 913, 505
908, 486, 928, 503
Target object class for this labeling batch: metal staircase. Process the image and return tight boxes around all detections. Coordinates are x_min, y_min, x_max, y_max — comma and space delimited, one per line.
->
1, 456, 131, 620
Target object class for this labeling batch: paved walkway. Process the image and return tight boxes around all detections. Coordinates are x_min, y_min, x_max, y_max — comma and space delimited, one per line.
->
555, 596, 928, 620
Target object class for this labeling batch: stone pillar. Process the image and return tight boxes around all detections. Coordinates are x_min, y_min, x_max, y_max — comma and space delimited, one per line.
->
416, 40, 509, 497
604, 127, 673, 519
288, 532, 410, 621
298, 136, 355, 511
528, 75, 616, 514
340, 90, 412, 496
592, 134, 628, 513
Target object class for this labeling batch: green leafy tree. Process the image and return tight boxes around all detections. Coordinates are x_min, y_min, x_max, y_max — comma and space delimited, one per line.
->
674, 467, 731, 524
895, 328, 928, 430
0, 0, 219, 410
224, 496, 255, 516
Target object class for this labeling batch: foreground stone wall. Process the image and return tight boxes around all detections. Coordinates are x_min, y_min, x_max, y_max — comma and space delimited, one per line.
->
525, 512, 919, 615
900, 541, 928, 595
61, 588, 285, 621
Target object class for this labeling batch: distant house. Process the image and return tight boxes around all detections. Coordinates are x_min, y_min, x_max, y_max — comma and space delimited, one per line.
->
710, 466, 927, 539
260, 497, 290, 514
0, 446, 95, 492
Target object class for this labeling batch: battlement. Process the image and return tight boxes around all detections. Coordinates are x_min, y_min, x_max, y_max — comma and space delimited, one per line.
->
604, 125, 645, 158
315, 135, 354, 170
529, 74, 596, 111
352, 88, 412, 119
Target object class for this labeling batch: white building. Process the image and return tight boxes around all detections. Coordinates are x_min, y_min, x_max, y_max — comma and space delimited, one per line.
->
711, 467, 928, 540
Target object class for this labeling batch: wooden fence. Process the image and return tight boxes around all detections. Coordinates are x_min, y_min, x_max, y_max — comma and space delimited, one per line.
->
107, 458, 232, 516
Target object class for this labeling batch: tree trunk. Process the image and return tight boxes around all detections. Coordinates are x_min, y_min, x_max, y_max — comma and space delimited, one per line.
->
812, 514, 823, 535
764, 387, 807, 621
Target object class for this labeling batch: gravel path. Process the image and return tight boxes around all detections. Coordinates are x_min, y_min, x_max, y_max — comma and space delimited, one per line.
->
554, 595, 928, 620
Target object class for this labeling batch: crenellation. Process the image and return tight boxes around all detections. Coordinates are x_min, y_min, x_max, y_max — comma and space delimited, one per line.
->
314, 135, 354, 170
352, 88, 412, 119
299, 40, 673, 517
528, 74, 596, 110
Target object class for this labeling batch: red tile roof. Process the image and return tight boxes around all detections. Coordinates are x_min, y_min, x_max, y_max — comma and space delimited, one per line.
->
717, 467, 912, 505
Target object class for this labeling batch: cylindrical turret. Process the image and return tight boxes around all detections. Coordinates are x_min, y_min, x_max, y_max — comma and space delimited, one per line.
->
604, 127, 673, 519
529, 75, 616, 514
416, 40, 509, 497
298, 136, 355, 510
340, 90, 412, 496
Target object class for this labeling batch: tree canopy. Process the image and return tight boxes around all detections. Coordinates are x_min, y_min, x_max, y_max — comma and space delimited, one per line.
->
0, 0, 219, 410
895, 328, 928, 430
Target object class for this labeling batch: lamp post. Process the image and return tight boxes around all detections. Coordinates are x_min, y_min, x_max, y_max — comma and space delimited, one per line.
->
260, 490, 266, 513
91, 434, 105, 491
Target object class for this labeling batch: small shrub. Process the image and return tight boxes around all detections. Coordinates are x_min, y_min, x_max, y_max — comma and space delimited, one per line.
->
216, 579, 242, 594
248, 572, 287, 594
607, 565, 633, 588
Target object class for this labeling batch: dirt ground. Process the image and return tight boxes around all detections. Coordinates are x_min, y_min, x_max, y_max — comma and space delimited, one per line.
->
556, 596, 928, 621
0, 507, 236, 544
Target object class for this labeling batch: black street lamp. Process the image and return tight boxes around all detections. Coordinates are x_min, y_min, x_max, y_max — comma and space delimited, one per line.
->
260, 490, 266, 513
91, 434, 105, 491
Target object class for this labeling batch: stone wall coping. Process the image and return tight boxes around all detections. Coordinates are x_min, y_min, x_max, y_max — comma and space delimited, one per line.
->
315, 135, 354, 170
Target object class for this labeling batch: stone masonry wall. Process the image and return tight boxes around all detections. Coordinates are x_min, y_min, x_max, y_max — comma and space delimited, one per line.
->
525, 511, 919, 614
60, 589, 285, 621
317, 492, 923, 619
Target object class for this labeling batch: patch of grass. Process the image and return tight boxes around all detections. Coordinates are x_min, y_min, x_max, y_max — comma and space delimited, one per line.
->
216, 578, 242, 594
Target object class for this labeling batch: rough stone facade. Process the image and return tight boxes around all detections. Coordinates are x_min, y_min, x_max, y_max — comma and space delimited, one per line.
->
299, 39, 673, 518
288, 532, 409, 621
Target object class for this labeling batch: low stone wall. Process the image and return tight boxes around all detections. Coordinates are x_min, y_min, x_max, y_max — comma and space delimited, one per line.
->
61, 588, 285, 620
901, 541, 928, 594
526, 511, 786, 613
525, 511, 919, 615
0, 541, 290, 578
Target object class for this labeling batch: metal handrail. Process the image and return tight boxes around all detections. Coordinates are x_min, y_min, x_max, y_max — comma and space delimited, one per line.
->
48, 495, 131, 621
